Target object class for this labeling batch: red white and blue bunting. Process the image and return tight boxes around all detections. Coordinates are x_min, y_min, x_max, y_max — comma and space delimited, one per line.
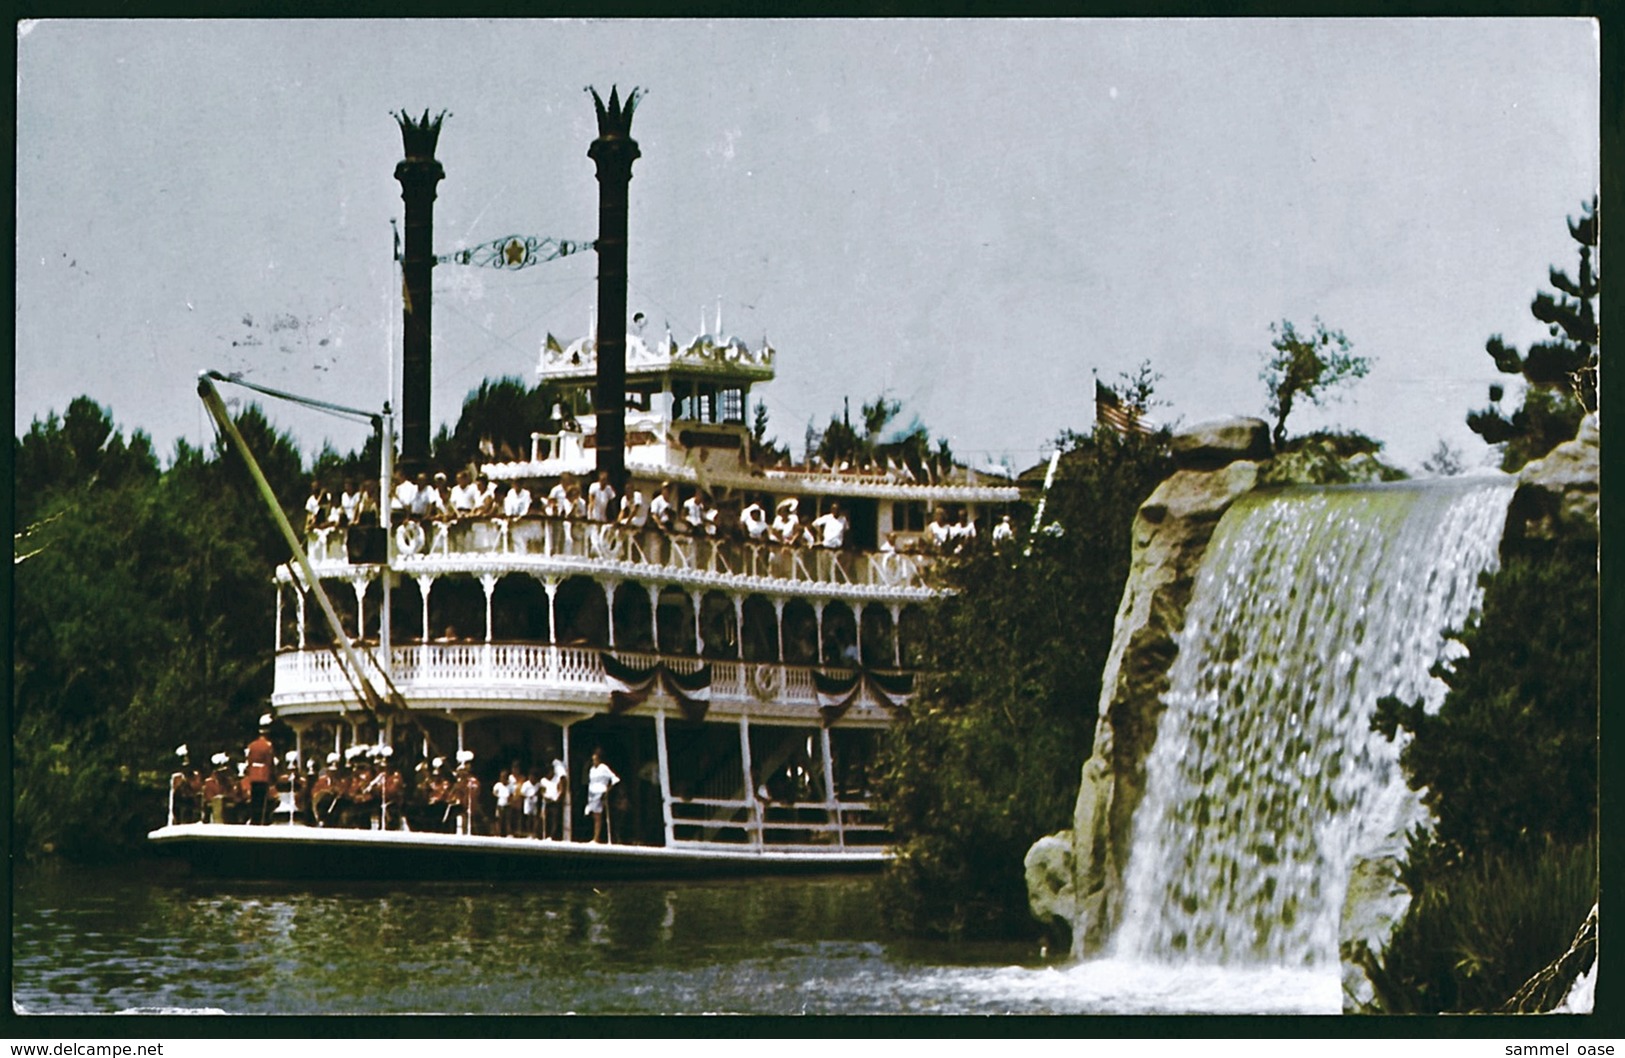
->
601, 652, 713, 722
812, 667, 914, 727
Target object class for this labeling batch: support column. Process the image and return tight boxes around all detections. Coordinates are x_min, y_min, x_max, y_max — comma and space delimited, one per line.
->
820, 725, 843, 848
480, 572, 499, 642
416, 574, 435, 642
543, 577, 560, 644
275, 584, 284, 651
891, 604, 902, 667
352, 578, 368, 641
738, 714, 760, 849
813, 600, 827, 664
603, 579, 620, 649
561, 722, 574, 842
853, 601, 864, 666
654, 709, 675, 846
690, 590, 703, 657
732, 594, 745, 660
647, 585, 662, 652
297, 589, 308, 649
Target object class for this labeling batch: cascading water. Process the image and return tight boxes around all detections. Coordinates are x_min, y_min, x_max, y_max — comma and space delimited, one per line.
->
1110, 476, 1514, 976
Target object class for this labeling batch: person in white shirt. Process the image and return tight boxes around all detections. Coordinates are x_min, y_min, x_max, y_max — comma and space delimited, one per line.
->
991, 514, 1015, 545
304, 480, 331, 532
616, 487, 648, 529
770, 498, 801, 545
541, 751, 568, 840
391, 470, 417, 516
449, 469, 480, 518
503, 483, 533, 518
739, 499, 769, 541
681, 491, 709, 534
926, 506, 954, 551
410, 473, 448, 521
520, 770, 540, 839
492, 769, 513, 837
810, 502, 849, 549
546, 473, 574, 519
586, 470, 618, 523
950, 511, 977, 552
339, 479, 363, 526
648, 482, 676, 532
586, 747, 620, 844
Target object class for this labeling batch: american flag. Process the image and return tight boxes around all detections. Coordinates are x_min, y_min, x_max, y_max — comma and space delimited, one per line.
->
1095, 380, 1158, 436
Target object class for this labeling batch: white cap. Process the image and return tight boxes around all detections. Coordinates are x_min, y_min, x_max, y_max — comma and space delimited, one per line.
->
176, 744, 189, 758
211, 752, 229, 767
432, 757, 445, 769
327, 752, 341, 765
378, 745, 393, 759
285, 750, 300, 764
345, 745, 366, 761
236, 762, 247, 776
258, 713, 273, 727
456, 749, 475, 764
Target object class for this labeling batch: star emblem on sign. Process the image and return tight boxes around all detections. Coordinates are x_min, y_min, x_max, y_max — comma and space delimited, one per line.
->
503, 239, 526, 266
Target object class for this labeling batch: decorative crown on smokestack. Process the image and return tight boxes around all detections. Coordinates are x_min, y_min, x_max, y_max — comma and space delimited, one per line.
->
393, 109, 448, 159
588, 86, 641, 139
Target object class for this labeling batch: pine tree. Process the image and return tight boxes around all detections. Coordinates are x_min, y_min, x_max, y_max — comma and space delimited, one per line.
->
1467, 198, 1597, 471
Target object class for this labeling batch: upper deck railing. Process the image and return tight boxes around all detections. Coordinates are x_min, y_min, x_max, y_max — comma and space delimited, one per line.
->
272, 643, 903, 724
302, 518, 941, 596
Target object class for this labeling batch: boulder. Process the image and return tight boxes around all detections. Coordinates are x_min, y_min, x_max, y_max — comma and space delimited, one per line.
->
1171, 417, 1272, 471
1505, 412, 1599, 545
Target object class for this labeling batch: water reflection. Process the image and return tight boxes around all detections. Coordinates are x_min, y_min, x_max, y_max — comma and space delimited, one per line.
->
14, 862, 1341, 1014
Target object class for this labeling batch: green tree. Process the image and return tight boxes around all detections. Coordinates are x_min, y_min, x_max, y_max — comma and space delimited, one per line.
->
1467, 198, 1598, 471
875, 425, 1173, 938
749, 400, 790, 466
13, 398, 304, 860
431, 376, 559, 470
1259, 318, 1372, 449
1363, 540, 1598, 1011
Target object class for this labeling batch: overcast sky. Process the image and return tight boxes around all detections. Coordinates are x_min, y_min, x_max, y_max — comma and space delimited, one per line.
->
16, 18, 1598, 474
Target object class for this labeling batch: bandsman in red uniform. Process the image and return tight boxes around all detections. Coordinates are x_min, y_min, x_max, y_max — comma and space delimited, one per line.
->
312, 752, 343, 827
244, 714, 277, 825
170, 744, 202, 825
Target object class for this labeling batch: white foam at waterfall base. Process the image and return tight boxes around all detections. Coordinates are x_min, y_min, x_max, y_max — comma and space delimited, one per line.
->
884, 958, 1341, 1014
1096, 478, 1514, 995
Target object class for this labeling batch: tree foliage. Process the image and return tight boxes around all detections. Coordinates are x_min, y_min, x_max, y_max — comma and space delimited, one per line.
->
1364, 540, 1598, 1011
1259, 318, 1372, 448
1467, 198, 1598, 471
874, 426, 1173, 938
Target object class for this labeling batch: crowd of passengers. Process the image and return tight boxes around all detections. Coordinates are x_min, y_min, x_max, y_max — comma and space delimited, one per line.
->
167, 726, 617, 842
304, 467, 1013, 556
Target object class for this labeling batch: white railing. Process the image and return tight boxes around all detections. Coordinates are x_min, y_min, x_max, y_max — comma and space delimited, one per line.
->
305, 518, 938, 591
273, 644, 906, 715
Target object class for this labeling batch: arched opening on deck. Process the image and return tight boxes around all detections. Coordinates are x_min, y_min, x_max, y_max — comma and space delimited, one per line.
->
555, 575, 608, 647
612, 581, 655, 653
781, 598, 819, 666
740, 594, 780, 662
699, 590, 738, 659
821, 601, 857, 666
491, 574, 551, 642
655, 585, 697, 656
427, 576, 485, 644
860, 605, 895, 668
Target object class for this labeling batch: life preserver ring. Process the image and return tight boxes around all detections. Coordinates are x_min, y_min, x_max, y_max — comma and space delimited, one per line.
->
395, 521, 426, 556
748, 663, 782, 701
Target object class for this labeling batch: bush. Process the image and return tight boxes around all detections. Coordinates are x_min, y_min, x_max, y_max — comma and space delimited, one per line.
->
1356, 838, 1596, 1013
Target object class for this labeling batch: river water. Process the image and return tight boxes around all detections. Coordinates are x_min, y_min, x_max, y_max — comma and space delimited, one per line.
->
13, 860, 1337, 1015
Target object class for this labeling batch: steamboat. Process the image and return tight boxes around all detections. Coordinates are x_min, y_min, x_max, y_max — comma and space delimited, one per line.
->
149, 93, 1021, 879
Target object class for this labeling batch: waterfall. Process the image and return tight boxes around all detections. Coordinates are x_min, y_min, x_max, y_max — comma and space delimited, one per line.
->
1111, 476, 1514, 970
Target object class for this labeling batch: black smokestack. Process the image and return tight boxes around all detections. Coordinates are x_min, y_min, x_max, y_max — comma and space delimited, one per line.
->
393, 109, 447, 477
587, 86, 640, 491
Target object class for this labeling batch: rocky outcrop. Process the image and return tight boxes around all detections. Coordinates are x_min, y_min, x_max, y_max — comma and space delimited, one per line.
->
1505, 412, 1599, 547
1026, 418, 1267, 953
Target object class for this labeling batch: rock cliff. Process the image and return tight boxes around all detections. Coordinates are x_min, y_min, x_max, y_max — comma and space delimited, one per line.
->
1026, 418, 1267, 952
